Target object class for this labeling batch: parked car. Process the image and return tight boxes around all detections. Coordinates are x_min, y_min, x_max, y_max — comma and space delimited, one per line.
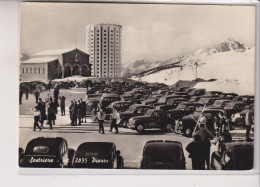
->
223, 101, 246, 119
117, 104, 154, 127
106, 101, 133, 114
231, 104, 254, 126
153, 95, 187, 106
188, 89, 206, 96
178, 108, 227, 137
203, 91, 223, 97
233, 95, 254, 105
211, 142, 253, 170
167, 102, 204, 120
219, 93, 238, 100
72, 142, 124, 169
85, 99, 100, 116
197, 97, 220, 107
211, 99, 232, 108
189, 96, 202, 102
140, 140, 186, 169
100, 93, 122, 109
141, 95, 162, 105
19, 137, 75, 168
155, 98, 188, 111
128, 109, 175, 133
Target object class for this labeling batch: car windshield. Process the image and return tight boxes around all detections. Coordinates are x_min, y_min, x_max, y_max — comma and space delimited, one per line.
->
214, 101, 222, 107
224, 103, 234, 109
176, 104, 187, 110
145, 109, 154, 116
126, 105, 136, 112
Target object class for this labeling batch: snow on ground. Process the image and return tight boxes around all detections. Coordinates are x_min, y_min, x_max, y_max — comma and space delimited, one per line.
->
132, 47, 255, 95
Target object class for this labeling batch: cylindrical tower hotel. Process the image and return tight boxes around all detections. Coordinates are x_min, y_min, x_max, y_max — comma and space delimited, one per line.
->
86, 24, 122, 78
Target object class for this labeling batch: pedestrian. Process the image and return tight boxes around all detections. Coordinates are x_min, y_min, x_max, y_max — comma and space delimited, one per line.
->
37, 98, 46, 127
54, 87, 60, 100
19, 89, 24, 105
186, 134, 205, 170
194, 123, 214, 170
34, 90, 40, 103
54, 98, 59, 114
245, 105, 254, 141
110, 109, 119, 133
69, 100, 74, 125
32, 106, 42, 132
72, 100, 78, 126
97, 108, 106, 134
48, 80, 52, 92
47, 98, 56, 129
80, 98, 87, 123
45, 93, 50, 104
25, 87, 29, 100
59, 96, 66, 116
77, 100, 82, 126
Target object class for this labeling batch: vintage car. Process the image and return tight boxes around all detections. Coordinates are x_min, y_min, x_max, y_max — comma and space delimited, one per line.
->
178, 108, 227, 137
100, 93, 122, 109
233, 95, 254, 105
211, 142, 253, 170
153, 95, 187, 107
188, 89, 206, 96
211, 99, 232, 108
128, 109, 175, 133
197, 97, 220, 107
117, 104, 154, 127
231, 104, 254, 126
72, 142, 124, 169
85, 99, 100, 116
167, 102, 204, 120
203, 91, 223, 97
189, 96, 202, 102
19, 137, 75, 168
140, 140, 186, 169
141, 94, 162, 105
155, 98, 188, 111
106, 101, 133, 115
219, 93, 238, 100
223, 101, 246, 119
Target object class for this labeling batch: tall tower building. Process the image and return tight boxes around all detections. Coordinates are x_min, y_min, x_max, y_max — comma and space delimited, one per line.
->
86, 24, 122, 78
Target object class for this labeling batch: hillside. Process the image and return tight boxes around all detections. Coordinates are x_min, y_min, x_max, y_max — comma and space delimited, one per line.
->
131, 38, 255, 95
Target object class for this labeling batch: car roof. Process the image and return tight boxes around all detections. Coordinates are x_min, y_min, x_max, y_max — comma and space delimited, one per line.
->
130, 104, 153, 108
25, 137, 66, 155
101, 93, 120, 97
178, 102, 203, 105
196, 108, 226, 112
76, 142, 115, 156
144, 141, 183, 155
225, 142, 253, 150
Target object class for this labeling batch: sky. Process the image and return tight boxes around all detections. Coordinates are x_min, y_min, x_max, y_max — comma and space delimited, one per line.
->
20, 2, 255, 64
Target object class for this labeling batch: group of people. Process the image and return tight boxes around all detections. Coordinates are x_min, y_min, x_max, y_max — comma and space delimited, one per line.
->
96, 108, 119, 134
69, 99, 87, 126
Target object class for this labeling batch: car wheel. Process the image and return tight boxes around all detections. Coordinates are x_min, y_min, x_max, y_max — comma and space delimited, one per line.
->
122, 120, 128, 128
184, 128, 192, 137
166, 124, 173, 132
136, 124, 145, 133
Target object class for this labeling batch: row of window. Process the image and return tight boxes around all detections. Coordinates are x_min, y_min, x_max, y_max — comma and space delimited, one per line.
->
22, 67, 45, 74
96, 67, 119, 70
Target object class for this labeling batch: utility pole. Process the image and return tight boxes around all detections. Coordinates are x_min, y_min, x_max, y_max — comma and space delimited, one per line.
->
194, 62, 198, 80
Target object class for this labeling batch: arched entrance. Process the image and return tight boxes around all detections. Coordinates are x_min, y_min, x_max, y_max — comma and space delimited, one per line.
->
81, 65, 90, 77
64, 65, 71, 78
73, 65, 80, 75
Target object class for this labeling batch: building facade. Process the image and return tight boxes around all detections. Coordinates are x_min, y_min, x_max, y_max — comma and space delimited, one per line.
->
86, 24, 122, 78
20, 48, 91, 82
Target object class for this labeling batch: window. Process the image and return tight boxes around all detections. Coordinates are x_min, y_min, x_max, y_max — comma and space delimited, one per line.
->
104, 68, 106, 70
30, 68, 32, 73
42, 68, 45, 74
38, 68, 40, 74
22, 68, 24, 74
97, 68, 99, 70
34, 68, 36, 74
104, 34, 106, 36
104, 64, 106, 66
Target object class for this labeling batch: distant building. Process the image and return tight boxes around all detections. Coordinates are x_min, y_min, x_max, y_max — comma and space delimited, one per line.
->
20, 48, 91, 82
86, 24, 122, 78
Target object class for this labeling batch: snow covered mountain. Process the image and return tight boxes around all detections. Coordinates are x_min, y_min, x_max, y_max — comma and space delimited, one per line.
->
130, 38, 255, 95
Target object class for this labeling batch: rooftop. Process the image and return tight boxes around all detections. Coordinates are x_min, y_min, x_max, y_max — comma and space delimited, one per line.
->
21, 57, 57, 64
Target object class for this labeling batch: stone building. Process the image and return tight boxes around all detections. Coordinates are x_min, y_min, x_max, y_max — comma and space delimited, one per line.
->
86, 24, 122, 78
20, 48, 91, 82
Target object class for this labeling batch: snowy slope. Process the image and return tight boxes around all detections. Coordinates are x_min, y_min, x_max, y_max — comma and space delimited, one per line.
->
131, 39, 255, 95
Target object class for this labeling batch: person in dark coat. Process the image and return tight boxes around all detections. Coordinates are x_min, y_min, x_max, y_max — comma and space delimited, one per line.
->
25, 87, 29, 100
80, 98, 87, 123
54, 98, 59, 114
37, 98, 46, 127
77, 100, 82, 126
59, 96, 66, 116
47, 98, 56, 129
194, 123, 214, 170
53, 87, 60, 100
34, 90, 40, 104
72, 100, 78, 126
48, 80, 52, 92
19, 90, 24, 105
186, 134, 205, 170
32, 106, 42, 132
69, 100, 74, 125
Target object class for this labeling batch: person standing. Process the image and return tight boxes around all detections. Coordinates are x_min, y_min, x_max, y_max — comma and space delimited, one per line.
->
97, 108, 106, 134
32, 106, 42, 132
48, 80, 52, 92
54, 98, 59, 114
19, 89, 24, 105
34, 90, 40, 104
110, 109, 119, 133
186, 134, 205, 170
54, 87, 60, 100
80, 99, 87, 123
194, 123, 214, 170
72, 100, 78, 126
37, 98, 46, 127
245, 105, 254, 141
47, 98, 56, 130
25, 87, 29, 100
59, 96, 66, 116
77, 100, 82, 126
69, 100, 74, 125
